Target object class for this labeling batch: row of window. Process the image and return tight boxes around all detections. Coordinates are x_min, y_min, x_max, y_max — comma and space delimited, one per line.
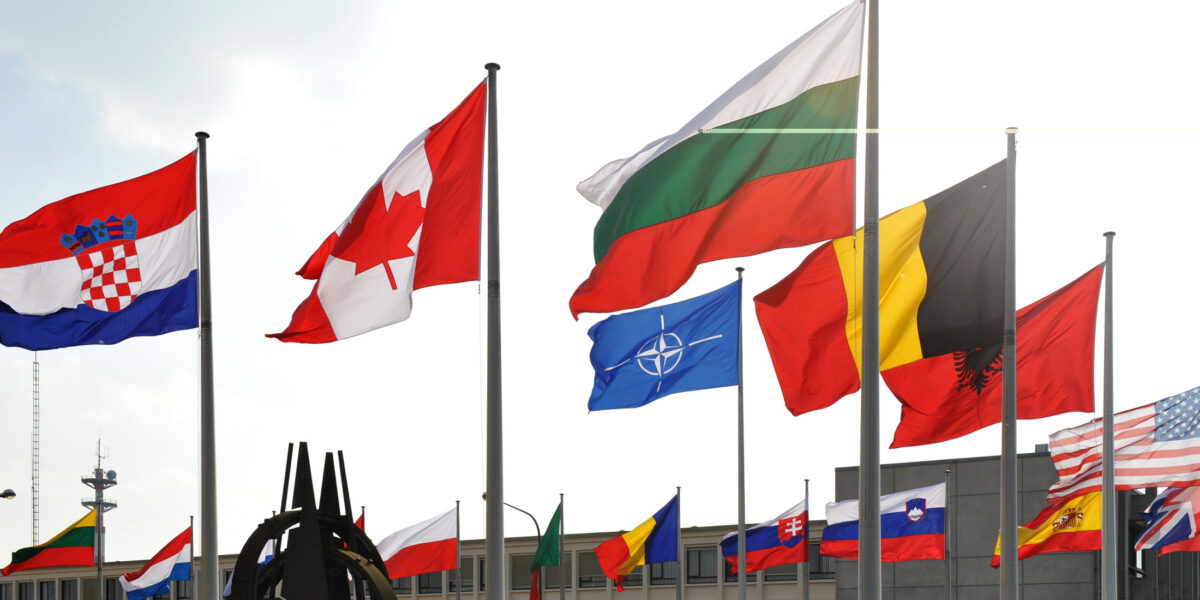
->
0, 578, 189, 600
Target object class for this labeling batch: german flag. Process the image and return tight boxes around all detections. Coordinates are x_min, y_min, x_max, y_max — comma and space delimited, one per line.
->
754, 161, 1006, 415
2, 509, 96, 575
990, 491, 1101, 567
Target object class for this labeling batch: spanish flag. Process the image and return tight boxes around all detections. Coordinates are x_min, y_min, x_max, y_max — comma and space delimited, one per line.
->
990, 491, 1101, 567
594, 495, 679, 591
754, 161, 1006, 415
2, 509, 96, 575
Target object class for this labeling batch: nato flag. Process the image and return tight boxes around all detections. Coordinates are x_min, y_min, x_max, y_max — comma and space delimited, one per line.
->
588, 280, 740, 410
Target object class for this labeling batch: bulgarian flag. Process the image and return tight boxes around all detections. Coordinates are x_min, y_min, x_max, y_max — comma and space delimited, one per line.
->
2, 509, 96, 575
570, 1, 863, 317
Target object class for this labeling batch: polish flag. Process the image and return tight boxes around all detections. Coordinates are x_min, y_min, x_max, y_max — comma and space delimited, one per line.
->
378, 508, 458, 579
268, 82, 486, 343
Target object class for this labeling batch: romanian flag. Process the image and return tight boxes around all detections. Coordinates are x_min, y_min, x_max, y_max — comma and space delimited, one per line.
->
755, 161, 1006, 415
990, 491, 1101, 567
594, 495, 679, 591
2, 509, 96, 575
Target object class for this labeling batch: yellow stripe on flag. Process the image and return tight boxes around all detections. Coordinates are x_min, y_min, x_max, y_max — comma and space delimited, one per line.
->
993, 491, 1102, 558
615, 515, 660, 578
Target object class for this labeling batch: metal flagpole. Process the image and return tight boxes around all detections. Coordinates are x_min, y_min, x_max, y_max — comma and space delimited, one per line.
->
676, 487, 683, 600
457, 500, 463, 600
1101, 231, 1116, 600
943, 469, 951, 600
483, 63, 505, 600
195, 131, 220, 600
735, 267, 747, 600
803, 479, 810, 600
998, 128, 1018, 600
559, 494, 565, 600
860, 0, 882, 598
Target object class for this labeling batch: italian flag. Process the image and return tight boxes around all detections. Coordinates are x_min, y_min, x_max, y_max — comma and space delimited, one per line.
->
570, 1, 864, 317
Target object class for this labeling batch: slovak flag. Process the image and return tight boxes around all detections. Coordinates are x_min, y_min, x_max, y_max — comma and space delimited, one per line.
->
119, 527, 192, 600
0, 154, 198, 350
719, 499, 808, 573
268, 82, 486, 343
820, 482, 945, 561
377, 508, 458, 579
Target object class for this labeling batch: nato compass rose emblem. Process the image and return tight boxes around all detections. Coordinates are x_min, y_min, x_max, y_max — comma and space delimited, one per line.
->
60, 214, 141, 312
604, 313, 723, 392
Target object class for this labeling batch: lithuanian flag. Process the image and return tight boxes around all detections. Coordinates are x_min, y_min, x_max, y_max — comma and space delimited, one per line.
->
990, 491, 1101, 567
2, 509, 96, 575
570, 1, 863, 318
754, 160, 1007, 416
594, 495, 678, 591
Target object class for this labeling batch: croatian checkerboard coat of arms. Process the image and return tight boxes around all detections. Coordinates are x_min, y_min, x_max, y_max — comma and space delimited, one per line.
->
60, 215, 141, 312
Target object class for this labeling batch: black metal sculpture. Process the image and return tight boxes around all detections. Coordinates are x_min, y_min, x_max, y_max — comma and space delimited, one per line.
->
228, 443, 396, 600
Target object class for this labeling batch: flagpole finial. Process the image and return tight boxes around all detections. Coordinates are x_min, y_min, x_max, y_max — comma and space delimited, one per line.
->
736, 267, 744, 274
195, 131, 209, 140
1104, 231, 1115, 238
1004, 127, 1018, 135
485, 63, 500, 72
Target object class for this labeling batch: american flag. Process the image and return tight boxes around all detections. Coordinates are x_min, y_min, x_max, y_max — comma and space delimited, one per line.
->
1135, 487, 1198, 552
1047, 386, 1200, 501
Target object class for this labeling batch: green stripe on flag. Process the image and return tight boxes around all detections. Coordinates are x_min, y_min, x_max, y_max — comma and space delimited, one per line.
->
11, 526, 95, 564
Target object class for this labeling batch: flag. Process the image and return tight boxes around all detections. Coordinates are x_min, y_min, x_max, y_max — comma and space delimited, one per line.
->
355, 508, 365, 532
820, 483, 945, 561
529, 501, 562, 600
594, 495, 678, 591
2, 509, 96, 575
222, 539, 274, 598
268, 82, 486, 343
1047, 386, 1200, 501
755, 161, 1006, 415
587, 280, 739, 411
885, 264, 1103, 447
719, 499, 807, 574
569, 1, 863, 318
120, 527, 191, 600
377, 508, 458, 579
990, 491, 1101, 567
1135, 487, 1199, 555
0, 155, 198, 350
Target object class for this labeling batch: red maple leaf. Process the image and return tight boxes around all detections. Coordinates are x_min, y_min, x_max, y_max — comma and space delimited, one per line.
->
331, 182, 425, 290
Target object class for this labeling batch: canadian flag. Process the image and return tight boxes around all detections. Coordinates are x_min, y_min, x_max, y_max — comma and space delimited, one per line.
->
269, 82, 486, 343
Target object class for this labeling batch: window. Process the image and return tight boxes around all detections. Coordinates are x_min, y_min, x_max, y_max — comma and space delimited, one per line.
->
59, 581, 77, 600
542, 556, 572, 590
78, 579, 96, 600
686, 547, 718, 584
810, 541, 835, 580
763, 562, 796, 582
650, 561, 676, 586
479, 558, 485, 592
450, 557, 473, 593
175, 579, 192, 600
510, 555, 534, 590
104, 578, 122, 600
417, 572, 442, 594
622, 565, 642, 588
577, 551, 606, 589
0, 583, 12, 600
38, 582, 54, 600
724, 560, 756, 583
391, 577, 412, 595
17, 583, 32, 600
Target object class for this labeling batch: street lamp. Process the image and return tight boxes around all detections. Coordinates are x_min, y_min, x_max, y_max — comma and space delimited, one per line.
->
0, 489, 14, 500
483, 493, 542, 600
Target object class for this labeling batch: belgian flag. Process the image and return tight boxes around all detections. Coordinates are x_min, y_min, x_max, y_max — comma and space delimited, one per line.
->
2, 509, 96, 575
754, 161, 1006, 416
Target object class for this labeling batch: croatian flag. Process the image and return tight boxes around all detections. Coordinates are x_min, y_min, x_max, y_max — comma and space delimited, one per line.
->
0, 154, 198, 350
120, 527, 191, 600
719, 499, 808, 573
377, 508, 458, 579
820, 482, 945, 561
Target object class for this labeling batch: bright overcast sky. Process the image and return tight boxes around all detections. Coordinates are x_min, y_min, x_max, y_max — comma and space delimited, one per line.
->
2, 0, 1199, 563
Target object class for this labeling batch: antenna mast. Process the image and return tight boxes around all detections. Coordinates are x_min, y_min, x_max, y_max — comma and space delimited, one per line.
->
82, 441, 117, 600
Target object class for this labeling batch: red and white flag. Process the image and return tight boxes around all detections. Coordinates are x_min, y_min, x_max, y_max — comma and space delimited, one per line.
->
268, 83, 486, 343
378, 508, 458, 579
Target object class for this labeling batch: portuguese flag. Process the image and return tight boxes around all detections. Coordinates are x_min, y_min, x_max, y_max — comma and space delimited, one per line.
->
754, 161, 1007, 416
2, 509, 96, 575
569, 1, 864, 317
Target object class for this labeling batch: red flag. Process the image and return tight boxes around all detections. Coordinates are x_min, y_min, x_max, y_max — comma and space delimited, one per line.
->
884, 264, 1103, 448
529, 566, 541, 600
268, 82, 486, 343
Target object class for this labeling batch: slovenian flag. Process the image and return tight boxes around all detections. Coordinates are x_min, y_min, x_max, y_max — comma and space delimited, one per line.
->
0, 154, 198, 350
120, 527, 192, 600
820, 482, 945, 562
594, 494, 679, 591
719, 499, 808, 573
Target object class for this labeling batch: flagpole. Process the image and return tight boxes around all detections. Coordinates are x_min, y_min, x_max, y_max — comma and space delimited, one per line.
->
998, 127, 1018, 600
457, 500, 462, 600
943, 469, 951, 600
860, 0, 882, 598
735, 267, 747, 600
559, 493, 565, 600
195, 131, 220, 600
803, 479, 809, 600
676, 486, 683, 600
483, 62, 505, 600
1101, 231, 1116, 600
